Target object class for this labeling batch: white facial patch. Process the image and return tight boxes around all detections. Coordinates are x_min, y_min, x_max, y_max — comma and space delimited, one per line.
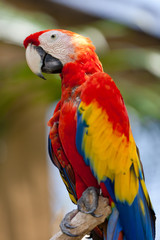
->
38, 30, 75, 65
26, 44, 42, 75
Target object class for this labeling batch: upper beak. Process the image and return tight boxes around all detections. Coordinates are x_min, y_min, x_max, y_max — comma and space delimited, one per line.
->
25, 44, 63, 79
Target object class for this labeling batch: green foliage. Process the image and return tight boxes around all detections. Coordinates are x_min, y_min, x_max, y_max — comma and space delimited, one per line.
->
0, 61, 61, 134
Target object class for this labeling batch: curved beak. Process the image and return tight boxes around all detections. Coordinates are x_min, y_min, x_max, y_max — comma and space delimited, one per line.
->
25, 44, 63, 79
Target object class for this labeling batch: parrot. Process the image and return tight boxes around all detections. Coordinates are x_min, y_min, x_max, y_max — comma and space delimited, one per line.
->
23, 29, 156, 240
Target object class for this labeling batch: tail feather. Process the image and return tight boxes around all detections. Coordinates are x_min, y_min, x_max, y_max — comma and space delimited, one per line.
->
107, 207, 125, 240
116, 180, 155, 240
103, 177, 155, 240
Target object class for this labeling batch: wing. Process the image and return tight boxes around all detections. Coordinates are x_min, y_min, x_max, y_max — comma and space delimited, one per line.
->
48, 101, 77, 204
76, 72, 155, 239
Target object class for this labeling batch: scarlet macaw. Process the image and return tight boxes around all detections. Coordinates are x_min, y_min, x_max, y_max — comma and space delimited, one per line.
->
24, 29, 155, 240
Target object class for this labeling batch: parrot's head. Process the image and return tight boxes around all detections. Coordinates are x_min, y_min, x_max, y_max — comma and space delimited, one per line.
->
23, 29, 96, 79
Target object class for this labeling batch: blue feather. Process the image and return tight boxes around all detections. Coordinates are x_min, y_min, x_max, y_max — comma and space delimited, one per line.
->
116, 180, 155, 240
48, 135, 57, 166
76, 106, 90, 166
62, 167, 77, 200
103, 177, 155, 240
107, 207, 126, 240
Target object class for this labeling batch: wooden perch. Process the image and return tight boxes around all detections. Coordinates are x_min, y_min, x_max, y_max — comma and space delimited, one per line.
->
50, 196, 112, 240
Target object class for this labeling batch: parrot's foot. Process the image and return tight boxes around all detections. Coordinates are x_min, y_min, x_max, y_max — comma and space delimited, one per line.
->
77, 186, 101, 217
60, 209, 78, 237
60, 187, 101, 237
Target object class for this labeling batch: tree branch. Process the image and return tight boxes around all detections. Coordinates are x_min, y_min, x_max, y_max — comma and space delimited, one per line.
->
50, 196, 112, 240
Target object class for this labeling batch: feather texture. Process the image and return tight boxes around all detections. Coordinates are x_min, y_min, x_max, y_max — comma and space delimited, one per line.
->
76, 72, 155, 239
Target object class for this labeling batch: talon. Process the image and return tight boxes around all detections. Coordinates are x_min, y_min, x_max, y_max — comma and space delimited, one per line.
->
60, 209, 79, 237
91, 212, 103, 218
77, 186, 99, 215
65, 223, 77, 229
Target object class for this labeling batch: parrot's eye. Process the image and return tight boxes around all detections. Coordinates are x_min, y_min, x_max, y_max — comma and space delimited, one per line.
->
51, 34, 56, 39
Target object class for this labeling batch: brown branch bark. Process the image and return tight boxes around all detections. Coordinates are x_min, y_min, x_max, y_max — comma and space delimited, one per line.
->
50, 196, 112, 240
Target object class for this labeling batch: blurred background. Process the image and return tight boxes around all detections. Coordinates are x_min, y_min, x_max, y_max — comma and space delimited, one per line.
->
0, 0, 160, 239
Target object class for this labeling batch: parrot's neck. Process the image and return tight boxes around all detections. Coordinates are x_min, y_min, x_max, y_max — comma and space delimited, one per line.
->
61, 52, 103, 86
60, 50, 103, 103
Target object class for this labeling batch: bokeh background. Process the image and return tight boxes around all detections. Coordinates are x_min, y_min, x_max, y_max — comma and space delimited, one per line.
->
0, 0, 160, 239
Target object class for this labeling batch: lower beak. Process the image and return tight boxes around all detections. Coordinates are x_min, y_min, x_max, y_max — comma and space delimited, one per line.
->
25, 44, 63, 79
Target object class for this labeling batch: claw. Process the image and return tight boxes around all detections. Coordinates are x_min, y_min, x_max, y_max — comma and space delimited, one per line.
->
60, 209, 79, 237
91, 212, 103, 218
77, 187, 100, 216
65, 223, 77, 229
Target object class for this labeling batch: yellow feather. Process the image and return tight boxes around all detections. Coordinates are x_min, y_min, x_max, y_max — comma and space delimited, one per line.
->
139, 199, 145, 216
80, 101, 142, 204
114, 167, 139, 204
141, 179, 150, 204
60, 174, 77, 204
